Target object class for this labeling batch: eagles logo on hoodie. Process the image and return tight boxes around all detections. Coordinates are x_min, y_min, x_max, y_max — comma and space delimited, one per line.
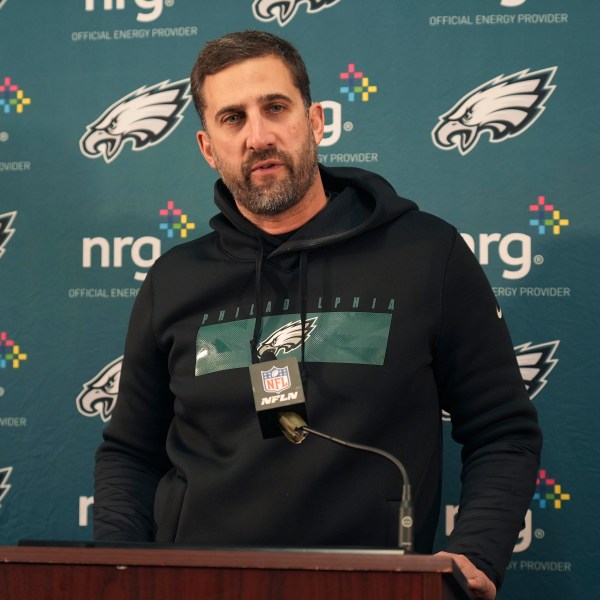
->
257, 318, 318, 359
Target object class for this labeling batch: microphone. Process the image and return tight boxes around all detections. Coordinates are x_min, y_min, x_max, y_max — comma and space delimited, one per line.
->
248, 356, 413, 551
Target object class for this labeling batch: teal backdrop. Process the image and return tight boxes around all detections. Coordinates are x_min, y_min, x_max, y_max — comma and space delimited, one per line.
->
1, 1, 598, 597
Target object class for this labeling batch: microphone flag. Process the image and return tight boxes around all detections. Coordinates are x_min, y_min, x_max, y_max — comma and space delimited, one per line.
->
249, 357, 308, 439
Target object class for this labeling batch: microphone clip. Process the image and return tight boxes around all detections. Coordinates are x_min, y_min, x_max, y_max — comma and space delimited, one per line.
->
278, 412, 308, 444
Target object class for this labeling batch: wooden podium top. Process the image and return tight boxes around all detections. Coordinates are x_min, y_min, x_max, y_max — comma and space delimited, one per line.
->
1, 544, 452, 570
0, 545, 474, 600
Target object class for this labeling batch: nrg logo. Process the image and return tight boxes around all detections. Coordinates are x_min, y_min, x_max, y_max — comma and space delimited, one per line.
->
82, 202, 195, 281
83, 236, 159, 281
446, 505, 533, 552
82, 235, 161, 281
84, 0, 171, 23
461, 232, 533, 280
319, 100, 345, 147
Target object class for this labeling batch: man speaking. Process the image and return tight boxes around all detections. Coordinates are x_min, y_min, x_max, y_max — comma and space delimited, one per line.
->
94, 30, 542, 600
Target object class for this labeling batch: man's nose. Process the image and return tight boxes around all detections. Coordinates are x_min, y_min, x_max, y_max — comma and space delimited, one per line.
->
245, 114, 276, 151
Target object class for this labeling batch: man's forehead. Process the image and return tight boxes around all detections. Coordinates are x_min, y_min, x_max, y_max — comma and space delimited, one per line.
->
203, 55, 300, 112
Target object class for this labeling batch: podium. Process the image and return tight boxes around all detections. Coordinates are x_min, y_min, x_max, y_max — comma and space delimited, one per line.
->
0, 545, 474, 599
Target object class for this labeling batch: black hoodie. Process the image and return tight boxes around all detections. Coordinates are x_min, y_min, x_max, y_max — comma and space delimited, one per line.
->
94, 165, 541, 589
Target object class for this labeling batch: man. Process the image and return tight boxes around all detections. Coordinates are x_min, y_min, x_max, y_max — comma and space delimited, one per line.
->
94, 30, 542, 599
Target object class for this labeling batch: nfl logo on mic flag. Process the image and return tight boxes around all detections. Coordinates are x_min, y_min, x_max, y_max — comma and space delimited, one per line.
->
261, 365, 291, 393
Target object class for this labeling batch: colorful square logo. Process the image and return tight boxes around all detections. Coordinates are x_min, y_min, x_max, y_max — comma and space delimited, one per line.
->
159, 201, 196, 239
533, 469, 571, 509
0, 77, 31, 114
339, 64, 378, 102
0, 331, 27, 368
529, 196, 569, 235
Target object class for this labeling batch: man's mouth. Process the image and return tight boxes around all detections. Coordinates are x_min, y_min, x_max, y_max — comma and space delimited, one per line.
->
250, 160, 283, 172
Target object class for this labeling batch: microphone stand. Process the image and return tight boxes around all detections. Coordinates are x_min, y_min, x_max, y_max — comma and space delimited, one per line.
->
278, 413, 414, 552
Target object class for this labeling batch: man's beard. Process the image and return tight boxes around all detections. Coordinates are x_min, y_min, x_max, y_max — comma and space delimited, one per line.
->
213, 127, 318, 217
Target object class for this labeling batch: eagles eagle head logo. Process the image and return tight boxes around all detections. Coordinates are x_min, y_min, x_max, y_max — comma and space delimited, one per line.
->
258, 317, 318, 359
0, 212, 17, 259
442, 339, 559, 422
514, 340, 559, 400
252, 0, 342, 27
80, 79, 191, 164
432, 67, 557, 155
0, 466, 13, 506
76, 356, 123, 422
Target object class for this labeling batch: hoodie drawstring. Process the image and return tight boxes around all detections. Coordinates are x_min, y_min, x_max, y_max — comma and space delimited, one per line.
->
298, 250, 309, 388
249, 240, 310, 392
250, 237, 264, 364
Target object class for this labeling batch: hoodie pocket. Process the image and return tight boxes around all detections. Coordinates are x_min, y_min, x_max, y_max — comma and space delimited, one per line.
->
154, 469, 187, 542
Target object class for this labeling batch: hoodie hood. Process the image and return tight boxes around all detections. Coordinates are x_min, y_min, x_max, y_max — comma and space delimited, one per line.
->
208, 164, 419, 367
209, 164, 418, 263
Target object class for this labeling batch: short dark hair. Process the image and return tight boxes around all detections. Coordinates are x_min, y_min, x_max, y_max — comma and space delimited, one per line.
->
190, 30, 312, 127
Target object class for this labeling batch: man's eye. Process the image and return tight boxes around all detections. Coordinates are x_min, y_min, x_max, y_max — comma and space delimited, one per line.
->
269, 104, 284, 113
223, 114, 242, 124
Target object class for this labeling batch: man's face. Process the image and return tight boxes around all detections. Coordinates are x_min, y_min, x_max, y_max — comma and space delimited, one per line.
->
197, 55, 324, 217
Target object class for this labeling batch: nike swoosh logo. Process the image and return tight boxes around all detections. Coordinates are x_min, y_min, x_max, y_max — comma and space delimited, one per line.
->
496, 306, 503, 319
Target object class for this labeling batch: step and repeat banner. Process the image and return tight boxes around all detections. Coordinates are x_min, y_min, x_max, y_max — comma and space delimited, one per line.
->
1, 1, 598, 597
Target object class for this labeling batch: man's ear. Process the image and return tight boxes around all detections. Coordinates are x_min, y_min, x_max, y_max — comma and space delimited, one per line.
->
308, 102, 325, 146
197, 130, 217, 170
